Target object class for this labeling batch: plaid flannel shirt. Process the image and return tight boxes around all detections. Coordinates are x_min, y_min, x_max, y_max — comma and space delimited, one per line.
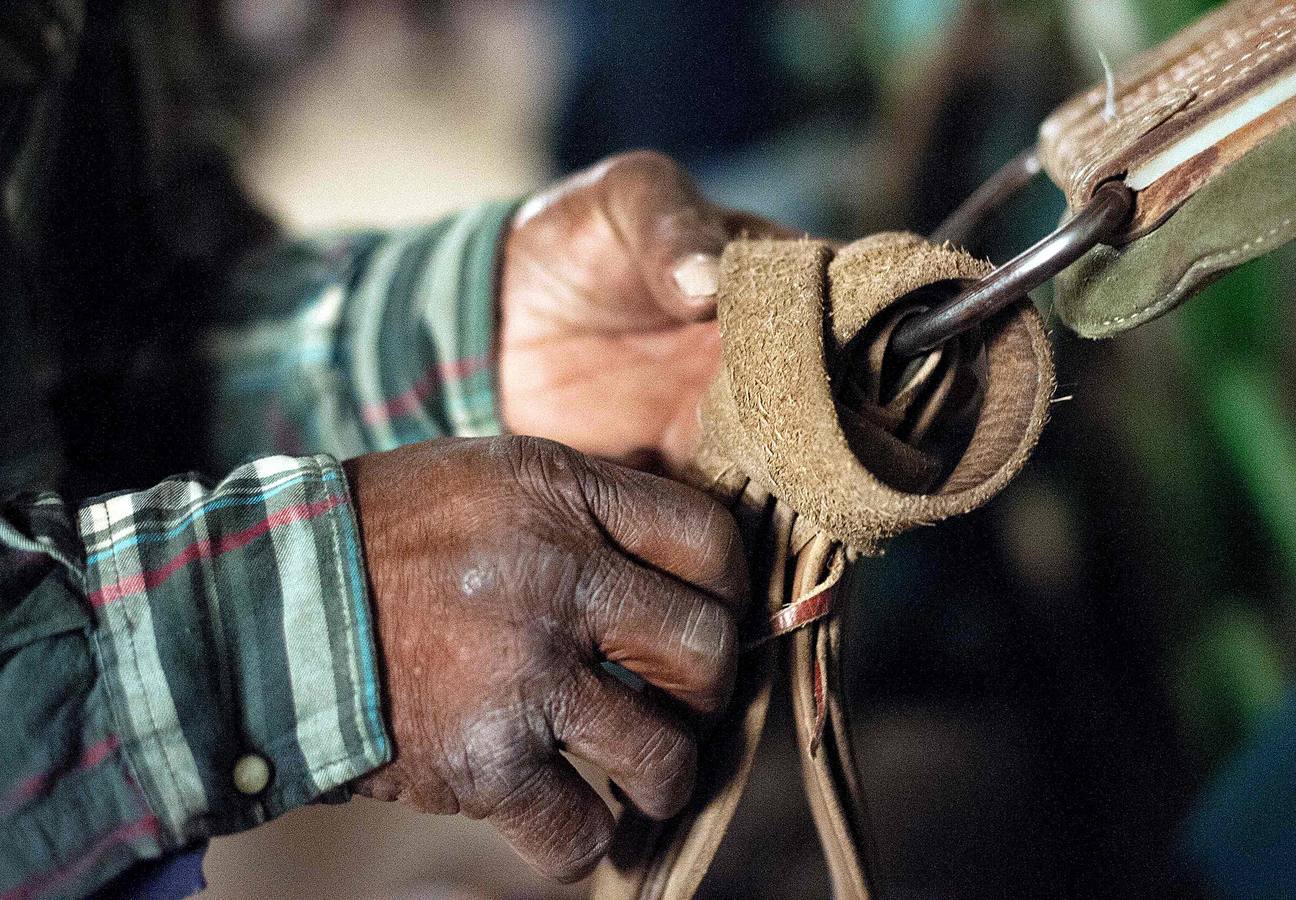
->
0, 200, 517, 899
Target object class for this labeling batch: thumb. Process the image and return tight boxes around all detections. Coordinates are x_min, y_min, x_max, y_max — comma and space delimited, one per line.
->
597, 151, 730, 322
596, 151, 806, 322
671, 208, 804, 311
669, 251, 724, 318
657, 206, 804, 318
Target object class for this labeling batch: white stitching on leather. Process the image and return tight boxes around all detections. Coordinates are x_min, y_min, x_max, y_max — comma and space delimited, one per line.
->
1066, 18, 1295, 145
1094, 217, 1294, 327
1045, 2, 1296, 200
1054, 2, 1294, 128
1069, 91, 1193, 194
1053, 4, 1262, 124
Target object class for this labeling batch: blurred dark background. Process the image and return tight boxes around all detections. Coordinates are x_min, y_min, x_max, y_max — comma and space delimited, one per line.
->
84, 0, 1294, 897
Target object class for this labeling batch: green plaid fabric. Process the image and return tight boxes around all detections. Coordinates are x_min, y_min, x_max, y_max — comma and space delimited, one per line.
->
208, 203, 516, 464
1, 201, 516, 898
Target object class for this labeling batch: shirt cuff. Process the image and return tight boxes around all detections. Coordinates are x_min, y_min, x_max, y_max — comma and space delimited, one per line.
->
78, 454, 390, 848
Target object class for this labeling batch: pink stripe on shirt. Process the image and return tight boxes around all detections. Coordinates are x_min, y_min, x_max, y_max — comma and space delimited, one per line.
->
1, 735, 121, 814
1, 814, 160, 900
360, 355, 488, 425
88, 494, 346, 607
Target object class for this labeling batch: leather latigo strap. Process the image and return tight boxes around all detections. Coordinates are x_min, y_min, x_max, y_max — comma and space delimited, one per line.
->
1039, 0, 1296, 241
591, 235, 1054, 899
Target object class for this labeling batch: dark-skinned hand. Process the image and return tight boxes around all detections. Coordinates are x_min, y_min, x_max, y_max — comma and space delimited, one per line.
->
345, 436, 748, 882
499, 150, 796, 472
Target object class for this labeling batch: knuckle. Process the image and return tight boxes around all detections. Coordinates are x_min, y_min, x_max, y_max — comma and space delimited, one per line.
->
482, 758, 550, 822
545, 665, 591, 740
505, 436, 593, 521
602, 148, 682, 185
572, 456, 623, 524
455, 711, 550, 818
504, 435, 574, 488
577, 548, 635, 623
693, 500, 746, 590
710, 504, 745, 566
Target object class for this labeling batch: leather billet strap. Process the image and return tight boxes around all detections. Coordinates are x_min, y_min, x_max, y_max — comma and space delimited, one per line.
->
1038, 0, 1296, 337
591, 235, 1054, 899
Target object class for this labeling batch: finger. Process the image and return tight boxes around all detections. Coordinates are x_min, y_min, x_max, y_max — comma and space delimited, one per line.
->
596, 150, 731, 322
580, 457, 748, 611
486, 758, 615, 884
552, 667, 698, 820
581, 550, 739, 716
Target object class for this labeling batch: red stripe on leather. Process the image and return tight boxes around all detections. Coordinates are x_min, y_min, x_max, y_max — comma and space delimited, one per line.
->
742, 582, 837, 651
768, 585, 835, 637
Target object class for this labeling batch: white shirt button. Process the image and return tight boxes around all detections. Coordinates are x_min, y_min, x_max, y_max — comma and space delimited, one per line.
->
233, 753, 271, 795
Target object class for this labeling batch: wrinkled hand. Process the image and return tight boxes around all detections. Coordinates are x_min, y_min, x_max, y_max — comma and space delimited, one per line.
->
345, 436, 748, 882
499, 151, 796, 471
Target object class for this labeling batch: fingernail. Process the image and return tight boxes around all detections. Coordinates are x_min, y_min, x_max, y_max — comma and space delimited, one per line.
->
673, 253, 720, 298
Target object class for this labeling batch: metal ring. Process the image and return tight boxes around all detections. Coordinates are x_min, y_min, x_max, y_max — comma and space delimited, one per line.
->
889, 179, 1134, 357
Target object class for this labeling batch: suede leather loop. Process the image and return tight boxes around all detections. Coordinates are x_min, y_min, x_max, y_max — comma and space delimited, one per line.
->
695, 234, 1055, 554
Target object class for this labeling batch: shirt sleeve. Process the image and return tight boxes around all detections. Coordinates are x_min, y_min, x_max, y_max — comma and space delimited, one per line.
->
205, 200, 519, 468
0, 454, 388, 899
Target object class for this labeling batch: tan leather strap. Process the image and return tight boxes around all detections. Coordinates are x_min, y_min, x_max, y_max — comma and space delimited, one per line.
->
592, 234, 1054, 899
789, 537, 872, 899
1036, 0, 1296, 337
1039, 0, 1296, 241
